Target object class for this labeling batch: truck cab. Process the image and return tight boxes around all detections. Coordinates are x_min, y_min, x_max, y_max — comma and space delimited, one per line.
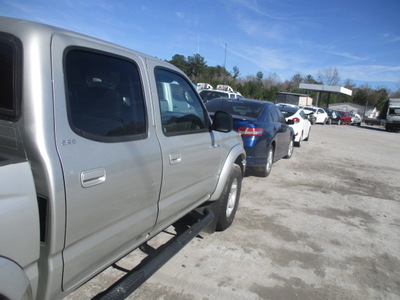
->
0, 17, 245, 300
380, 98, 400, 132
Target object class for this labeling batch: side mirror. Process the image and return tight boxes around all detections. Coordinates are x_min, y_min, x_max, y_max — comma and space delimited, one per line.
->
211, 111, 233, 132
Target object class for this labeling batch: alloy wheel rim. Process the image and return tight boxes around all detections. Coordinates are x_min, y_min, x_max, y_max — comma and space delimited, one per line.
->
226, 178, 238, 217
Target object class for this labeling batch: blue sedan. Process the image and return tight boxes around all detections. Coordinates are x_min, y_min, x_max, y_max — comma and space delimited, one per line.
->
205, 98, 294, 177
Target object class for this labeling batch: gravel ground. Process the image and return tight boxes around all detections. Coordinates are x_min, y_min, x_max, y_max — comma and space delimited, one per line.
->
67, 123, 400, 300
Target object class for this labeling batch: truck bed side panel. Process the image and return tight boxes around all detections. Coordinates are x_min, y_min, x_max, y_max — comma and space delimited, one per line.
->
0, 159, 40, 297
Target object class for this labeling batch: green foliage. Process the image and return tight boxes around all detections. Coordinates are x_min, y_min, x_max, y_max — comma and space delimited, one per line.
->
167, 53, 393, 108
352, 87, 389, 111
256, 71, 263, 81
231, 66, 240, 79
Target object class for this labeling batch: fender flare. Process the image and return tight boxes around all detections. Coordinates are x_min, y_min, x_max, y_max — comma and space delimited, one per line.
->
0, 256, 33, 300
209, 144, 246, 201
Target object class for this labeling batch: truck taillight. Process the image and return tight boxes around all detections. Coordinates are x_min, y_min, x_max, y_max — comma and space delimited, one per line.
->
237, 127, 263, 136
293, 117, 300, 123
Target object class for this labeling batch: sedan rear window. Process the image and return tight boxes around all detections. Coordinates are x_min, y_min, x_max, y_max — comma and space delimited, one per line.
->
199, 90, 229, 101
206, 100, 263, 118
277, 105, 298, 118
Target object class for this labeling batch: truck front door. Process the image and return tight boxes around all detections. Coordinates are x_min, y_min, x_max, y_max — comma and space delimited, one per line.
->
148, 66, 222, 232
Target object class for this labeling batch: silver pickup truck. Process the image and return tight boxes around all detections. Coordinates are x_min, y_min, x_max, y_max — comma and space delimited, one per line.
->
0, 17, 246, 300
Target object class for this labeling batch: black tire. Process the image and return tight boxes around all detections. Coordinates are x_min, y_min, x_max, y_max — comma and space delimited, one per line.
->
215, 164, 242, 231
328, 118, 332, 125
284, 139, 294, 159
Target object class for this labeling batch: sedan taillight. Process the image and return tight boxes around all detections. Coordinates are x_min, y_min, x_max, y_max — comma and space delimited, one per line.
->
237, 127, 263, 136
292, 117, 300, 123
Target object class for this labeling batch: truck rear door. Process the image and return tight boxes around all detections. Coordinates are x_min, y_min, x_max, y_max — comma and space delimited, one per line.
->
51, 35, 162, 289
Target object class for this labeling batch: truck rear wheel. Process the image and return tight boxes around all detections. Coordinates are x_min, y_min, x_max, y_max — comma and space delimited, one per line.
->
216, 164, 242, 231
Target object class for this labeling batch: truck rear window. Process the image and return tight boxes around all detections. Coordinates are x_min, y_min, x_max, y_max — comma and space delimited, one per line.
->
0, 34, 21, 121
65, 49, 146, 142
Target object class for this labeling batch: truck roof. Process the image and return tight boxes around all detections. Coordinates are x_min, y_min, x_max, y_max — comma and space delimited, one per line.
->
0, 16, 178, 72
389, 98, 400, 107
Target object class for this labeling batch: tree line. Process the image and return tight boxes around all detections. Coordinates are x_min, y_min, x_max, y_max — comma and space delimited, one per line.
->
168, 53, 400, 112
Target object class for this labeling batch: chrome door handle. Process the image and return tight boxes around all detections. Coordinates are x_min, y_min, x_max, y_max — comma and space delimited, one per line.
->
81, 168, 106, 188
169, 152, 182, 165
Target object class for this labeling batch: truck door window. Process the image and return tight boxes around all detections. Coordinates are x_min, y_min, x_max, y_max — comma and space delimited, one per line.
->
65, 49, 146, 142
0, 34, 21, 121
155, 69, 207, 135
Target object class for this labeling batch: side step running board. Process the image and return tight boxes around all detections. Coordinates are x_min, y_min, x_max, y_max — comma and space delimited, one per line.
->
93, 208, 214, 300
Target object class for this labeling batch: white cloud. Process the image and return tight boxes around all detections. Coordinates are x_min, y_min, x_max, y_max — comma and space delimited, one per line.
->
231, 0, 289, 21
339, 65, 400, 83
327, 51, 368, 62
383, 33, 400, 43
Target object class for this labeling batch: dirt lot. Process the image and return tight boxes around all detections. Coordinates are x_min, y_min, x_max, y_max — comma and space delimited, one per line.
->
67, 124, 400, 300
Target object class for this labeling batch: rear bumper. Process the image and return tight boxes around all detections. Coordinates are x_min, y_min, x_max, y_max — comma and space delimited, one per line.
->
244, 155, 267, 168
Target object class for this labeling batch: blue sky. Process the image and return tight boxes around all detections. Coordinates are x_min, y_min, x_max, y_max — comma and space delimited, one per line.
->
1, 0, 399, 92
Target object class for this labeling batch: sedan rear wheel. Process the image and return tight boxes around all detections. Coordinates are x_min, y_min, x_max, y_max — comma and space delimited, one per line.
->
284, 139, 294, 159
257, 145, 274, 177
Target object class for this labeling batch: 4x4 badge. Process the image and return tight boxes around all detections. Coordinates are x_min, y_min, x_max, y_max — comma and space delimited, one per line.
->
60, 139, 77, 146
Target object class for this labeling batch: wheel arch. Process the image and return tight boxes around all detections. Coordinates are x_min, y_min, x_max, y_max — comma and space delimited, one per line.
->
209, 144, 246, 201
269, 139, 276, 161
270, 139, 276, 151
0, 256, 34, 300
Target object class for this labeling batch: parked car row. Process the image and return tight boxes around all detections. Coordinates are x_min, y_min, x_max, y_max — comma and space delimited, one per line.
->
204, 98, 366, 178
205, 98, 298, 177
300, 106, 362, 126
301, 105, 329, 124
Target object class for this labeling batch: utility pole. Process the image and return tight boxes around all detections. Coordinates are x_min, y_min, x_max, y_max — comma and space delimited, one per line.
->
223, 43, 227, 83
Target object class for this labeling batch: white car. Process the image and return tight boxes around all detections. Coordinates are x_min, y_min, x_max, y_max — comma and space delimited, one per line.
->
351, 113, 362, 126
276, 103, 311, 147
302, 106, 329, 124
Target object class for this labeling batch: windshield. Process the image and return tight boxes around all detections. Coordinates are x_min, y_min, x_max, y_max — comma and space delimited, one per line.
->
389, 108, 400, 115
